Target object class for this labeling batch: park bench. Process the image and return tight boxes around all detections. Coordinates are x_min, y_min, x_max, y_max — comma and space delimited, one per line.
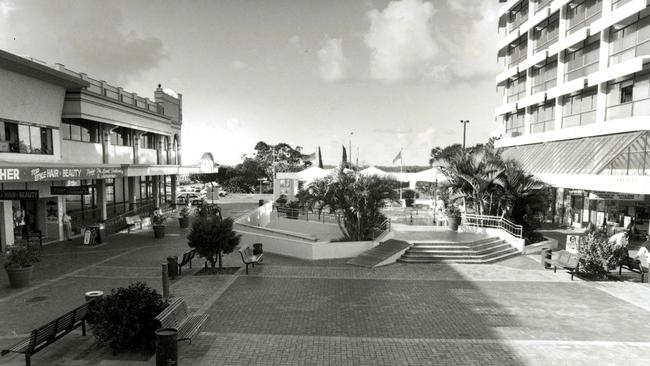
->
125, 215, 142, 233
155, 298, 207, 343
552, 250, 580, 280
619, 255, 648, 283
1, 302, 89, 366
178, 249, 196, 275
239, 246, 263, 274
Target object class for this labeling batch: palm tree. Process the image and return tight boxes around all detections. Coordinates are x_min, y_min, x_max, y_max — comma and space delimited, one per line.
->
498, 160, 549, 233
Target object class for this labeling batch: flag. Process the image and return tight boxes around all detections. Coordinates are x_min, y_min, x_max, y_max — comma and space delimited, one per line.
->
303, 152, 316, 161
392, 150, 402, 164
318, 146, 324, 169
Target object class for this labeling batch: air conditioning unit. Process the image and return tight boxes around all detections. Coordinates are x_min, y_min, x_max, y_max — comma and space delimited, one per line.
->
510, 131, 522, 137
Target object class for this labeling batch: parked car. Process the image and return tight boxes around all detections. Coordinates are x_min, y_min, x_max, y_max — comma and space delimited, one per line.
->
176, 192, 205, 206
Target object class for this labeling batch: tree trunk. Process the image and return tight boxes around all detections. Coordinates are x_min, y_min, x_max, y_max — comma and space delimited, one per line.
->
218, 251, 223, 270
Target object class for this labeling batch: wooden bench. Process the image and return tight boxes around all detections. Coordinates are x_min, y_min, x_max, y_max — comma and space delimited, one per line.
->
155, 298, 207, 343
178, 249, 196, 275
552, 250, 580, 280
1, 303, 89, 366
619, 255, 648, 282
125, 215, 142, 233
239, 246, 263, 274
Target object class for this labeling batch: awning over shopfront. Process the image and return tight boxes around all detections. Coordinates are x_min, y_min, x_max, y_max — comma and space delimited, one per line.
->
501, 132, 644, 175
501, 132, 650, 194
0, 164, 124, 183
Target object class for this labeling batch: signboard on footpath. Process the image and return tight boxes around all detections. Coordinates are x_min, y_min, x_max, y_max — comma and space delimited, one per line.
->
0, 166, 124, 183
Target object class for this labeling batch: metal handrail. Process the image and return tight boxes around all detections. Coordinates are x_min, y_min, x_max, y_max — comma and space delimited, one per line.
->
462, 213, 523, 239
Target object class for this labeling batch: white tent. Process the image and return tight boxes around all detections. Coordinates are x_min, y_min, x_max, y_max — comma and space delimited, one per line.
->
359, 166, 394, 178
296, 166, 332, 183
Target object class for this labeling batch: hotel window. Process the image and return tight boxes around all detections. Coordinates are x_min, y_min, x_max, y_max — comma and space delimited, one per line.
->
535, 0, 552, 13
564, 36, 600, 82
531, 58, 558, 94
609, 14, 650, 66
508, 1, 529, 33
566, 0, 602, 35
606, 72, 650, 120
505, 109, 526, 137
0, 119, 53, 154
508, 36, 528, 68
61, 119, 100, 143
507, 73, 527, 103
562, 87, 597, 128
530, 101, 556, 133
533, 13, 559, 52
110, 127, 132, 146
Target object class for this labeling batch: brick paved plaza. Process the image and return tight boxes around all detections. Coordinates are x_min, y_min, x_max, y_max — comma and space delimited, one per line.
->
2, 202, 650, 365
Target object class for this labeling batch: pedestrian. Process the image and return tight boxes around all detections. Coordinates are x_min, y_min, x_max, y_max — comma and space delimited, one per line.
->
63, 211, 72, 241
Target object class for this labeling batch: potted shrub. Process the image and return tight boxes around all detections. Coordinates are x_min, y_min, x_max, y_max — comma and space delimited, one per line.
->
86, 282, 167, 354
152, 210, 167, 239
4, 244, 39, 288
178, 206, 191, 229
445, 205, 462, 231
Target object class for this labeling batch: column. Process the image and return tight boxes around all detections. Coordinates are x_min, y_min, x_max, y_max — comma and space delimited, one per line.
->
171, 175, 177, 207
152, 176, 160, 208
96, 179, 107, 221
166, 138, 172, 166
0, 201, 15, 252
133, 132, 144, 164
595, 27, 611, 124
102, 126, 111, 164
128, 177, 137, 211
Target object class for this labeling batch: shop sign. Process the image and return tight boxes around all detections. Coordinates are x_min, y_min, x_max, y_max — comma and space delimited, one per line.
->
50, 186, 90, 195
589, 191, 645, 201
0, 190, 39, 200
0, 166, 124, 183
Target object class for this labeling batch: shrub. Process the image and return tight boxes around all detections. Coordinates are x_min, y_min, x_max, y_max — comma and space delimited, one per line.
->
187, 215, 240, 272
444, 205, 462, 220
152, 210, 167, 225
179, 206, 191, 218
402, 189, 418, 207
578, 233, 627, 279
86, 282, 166, 353
4, 244, 39, 269
275, 194, 288, 207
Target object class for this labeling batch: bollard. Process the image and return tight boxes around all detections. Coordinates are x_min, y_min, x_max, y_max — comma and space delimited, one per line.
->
167, 256, 178, 280
541, 248, 552, 269
155, 328, 178, 366
162, 263, 170, 299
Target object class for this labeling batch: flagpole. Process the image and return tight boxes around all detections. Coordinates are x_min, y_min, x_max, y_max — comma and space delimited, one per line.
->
399, 149, 403, 201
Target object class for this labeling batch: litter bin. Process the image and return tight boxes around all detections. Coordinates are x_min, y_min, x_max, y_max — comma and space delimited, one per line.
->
155, 328, 178, 366
96, 222, 105, 244
259, 199, 265, 207
541, 248, 552, 269
253, 243, 263, 255
167, 256, 178, 279
89, 226, 102, 244
85, 290, 104, 303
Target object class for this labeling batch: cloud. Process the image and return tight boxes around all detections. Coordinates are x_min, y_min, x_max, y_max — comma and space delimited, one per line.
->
231, 60, 247, 70
289, 35, 301, 48
373, 127, 413, 134
225, 118, 241, 131
317, 37, 349, 82
365, 0, 439, 83
362, 0, 498, 84
0, 1, 166, 85
0, 0, 14, 17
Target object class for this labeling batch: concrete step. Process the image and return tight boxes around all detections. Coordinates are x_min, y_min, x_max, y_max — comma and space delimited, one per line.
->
400, 247, 518, 262
409, 237, 500, 247
409, 240, 507, 252
408, 242, 511, 255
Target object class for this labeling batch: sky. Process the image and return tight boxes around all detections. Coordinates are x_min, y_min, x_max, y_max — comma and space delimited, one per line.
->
0, 0, 501, 167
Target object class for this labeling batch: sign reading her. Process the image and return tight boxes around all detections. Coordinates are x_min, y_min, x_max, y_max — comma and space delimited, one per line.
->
0, 166, 124, 183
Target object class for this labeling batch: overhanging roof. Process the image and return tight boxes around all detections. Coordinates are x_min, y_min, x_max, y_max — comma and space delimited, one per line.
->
0, 49, 89, 89
500, 132, 644, 175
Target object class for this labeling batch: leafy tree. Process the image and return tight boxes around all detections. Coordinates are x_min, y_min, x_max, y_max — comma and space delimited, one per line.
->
326, 169, 398, 240
187, 215, 241, 272
252, 141, 312, 180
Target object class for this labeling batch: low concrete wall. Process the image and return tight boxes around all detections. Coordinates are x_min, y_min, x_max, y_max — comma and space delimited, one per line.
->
391, 223, 448, 232
522, 237, 559, 255
237, 201, 273, 227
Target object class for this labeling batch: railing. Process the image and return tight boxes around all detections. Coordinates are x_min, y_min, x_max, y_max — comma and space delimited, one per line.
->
275, 207, 342, 224
371, 218, 392, 241
566, 7, 601, 35
564, 61, 598, 82
531, 77, 556, 94
104, 203, 157, 235
612, 0, 634, 9
562, 110, 596, 128
609, 38, 650, 65
530, 119, 555, 133
606, 98, 650, 120
535, 0, 552, 13
463, 214, 523, 238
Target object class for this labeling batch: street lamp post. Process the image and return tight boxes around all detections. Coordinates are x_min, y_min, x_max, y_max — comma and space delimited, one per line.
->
257, 178, 266, 196
349, 132, 354, 166
460, 120, 470, 150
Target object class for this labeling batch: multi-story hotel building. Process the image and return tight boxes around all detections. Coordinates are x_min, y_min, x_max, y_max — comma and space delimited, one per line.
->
495, 0, 650, 231
0, 49, 201, 251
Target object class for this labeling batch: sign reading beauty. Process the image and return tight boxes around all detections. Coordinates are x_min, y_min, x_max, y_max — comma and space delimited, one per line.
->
0, 166, 124, 183
0, 190, 39, 200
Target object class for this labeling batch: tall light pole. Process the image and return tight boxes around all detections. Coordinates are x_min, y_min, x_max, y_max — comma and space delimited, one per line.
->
349, 132, 354, 166
460, 120, 470, 150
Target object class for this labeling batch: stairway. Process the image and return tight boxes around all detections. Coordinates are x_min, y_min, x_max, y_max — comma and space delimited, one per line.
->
347, 239, 411, 268
398, 237, 519, 264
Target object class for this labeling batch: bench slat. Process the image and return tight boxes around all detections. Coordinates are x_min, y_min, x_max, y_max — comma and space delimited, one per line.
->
177, 315, 208, 341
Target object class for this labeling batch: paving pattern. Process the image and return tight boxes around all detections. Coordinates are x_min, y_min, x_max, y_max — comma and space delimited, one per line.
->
2, 209, 650, 365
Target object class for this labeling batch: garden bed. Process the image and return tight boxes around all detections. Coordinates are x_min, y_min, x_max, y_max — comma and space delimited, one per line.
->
522, 236, 558, 255
194, 266, 241, 275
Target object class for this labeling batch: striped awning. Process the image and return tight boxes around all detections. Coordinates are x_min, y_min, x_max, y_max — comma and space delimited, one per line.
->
500, 132, 644, 175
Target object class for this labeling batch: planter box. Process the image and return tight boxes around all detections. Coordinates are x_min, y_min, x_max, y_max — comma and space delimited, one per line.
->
153, 225, 166, 239
523, 237, 559, 255
6, 265, 33, 288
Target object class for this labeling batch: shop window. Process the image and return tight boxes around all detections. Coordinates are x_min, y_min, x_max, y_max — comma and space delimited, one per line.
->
140, 133, 156, 149
61, 119, 99, 143
111, 127, 132, 146
1, 120, 54, 155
